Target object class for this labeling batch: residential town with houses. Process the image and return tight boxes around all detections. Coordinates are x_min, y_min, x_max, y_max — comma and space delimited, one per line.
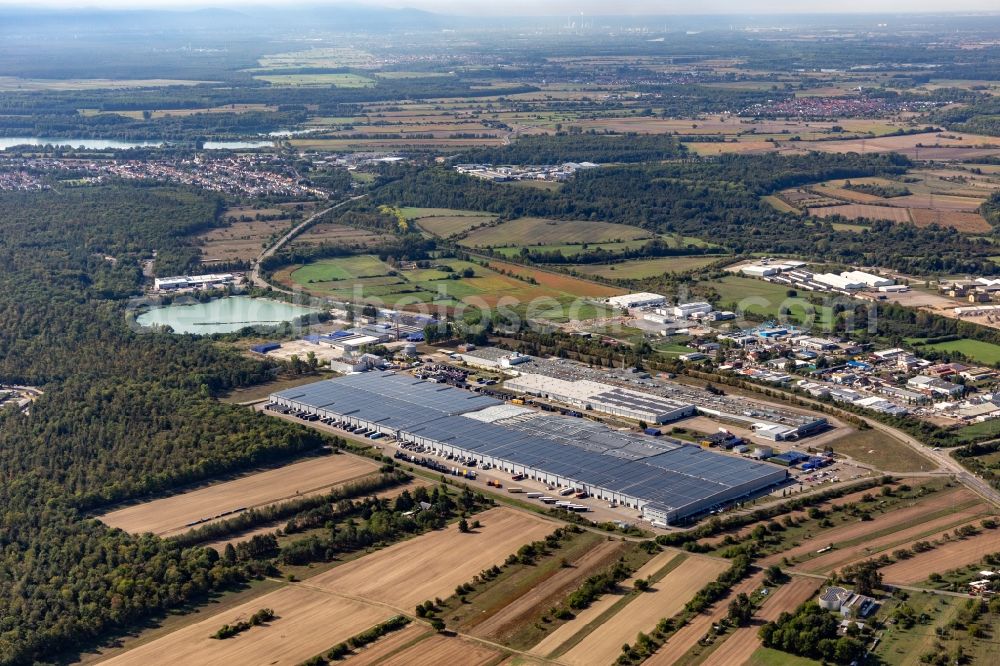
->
454, 161, 599, 182
0, 154, 328, 198
601, 288, 1000, 430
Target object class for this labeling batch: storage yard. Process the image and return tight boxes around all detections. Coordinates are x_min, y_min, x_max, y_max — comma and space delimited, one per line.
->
270, 373, 789, 525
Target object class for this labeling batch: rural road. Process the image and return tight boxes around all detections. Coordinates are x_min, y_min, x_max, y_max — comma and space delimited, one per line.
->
248, 193, 368, 292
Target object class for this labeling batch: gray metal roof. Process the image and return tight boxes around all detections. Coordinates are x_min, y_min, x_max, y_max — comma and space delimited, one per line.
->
273, 373, 785, 516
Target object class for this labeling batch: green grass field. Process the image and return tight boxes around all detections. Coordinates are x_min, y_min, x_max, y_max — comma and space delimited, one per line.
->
923, 338, 1000, 365
280, 255, 616, 317
290, 255, 391, 282
460, 217, 651, 248
954, 418, 1000, 443
572, 255, 728, 279
747, 648, 820, 666
414, 214, 496, 238
826, 429, 935, 473
712, 276, 836, 327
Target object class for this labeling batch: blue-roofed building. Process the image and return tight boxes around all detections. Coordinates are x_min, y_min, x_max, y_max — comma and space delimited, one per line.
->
269, 373, 787, 525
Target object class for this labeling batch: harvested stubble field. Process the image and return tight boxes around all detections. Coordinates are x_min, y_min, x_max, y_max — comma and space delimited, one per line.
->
644, 570, 766, 666
100, 585, 392, 666
806, 131, 1000, 160
908, 208, 992, 232
556, 555, 730, 666
529, 549, 685, 658
340, 624, 432, 665
290, 223, 388, 248
759, 486, 979, 568
199, 218, 291, 263
374, 634, 502, 666
99, 454, 379, 537
809, 204, 912, 223
485, 259, 624, 299
461, 217, 653, 247
460, 217, 651, 247
698, 577, 822, 666
307, 507, 556, 610
571, 256, 726, 279
468, 537, 626, 642
879, 528, 1000, 584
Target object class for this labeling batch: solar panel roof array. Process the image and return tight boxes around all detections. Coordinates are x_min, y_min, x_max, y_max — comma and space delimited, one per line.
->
273, 373, 785, 517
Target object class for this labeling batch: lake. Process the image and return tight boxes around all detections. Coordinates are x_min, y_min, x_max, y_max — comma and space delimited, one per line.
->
136, 296, 318, 334
203, 140, 274, 150
0, 137, 164, 151
0, 137, 275, 151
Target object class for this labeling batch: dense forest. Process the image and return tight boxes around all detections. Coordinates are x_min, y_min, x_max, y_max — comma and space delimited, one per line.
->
0, 184, 330, 664
375, 153, 997, 275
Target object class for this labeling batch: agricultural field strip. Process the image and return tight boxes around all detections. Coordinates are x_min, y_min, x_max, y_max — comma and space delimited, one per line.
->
643, 570, 767, 666
374, 634, 503, 666
694, 577, 823, 666
545, 551, 690, 659
99, 455, 379, 537
99, 585, 393, 666
558, 556, 731, 666
758, 487, 977, 567
529, 548, 684, 657
468, 538, 625, 639
880, 527, 1000, 585
699, 485, 893, 550
798, 506, 993, 574
307, 507, 558, 610
341, 625, 433, 666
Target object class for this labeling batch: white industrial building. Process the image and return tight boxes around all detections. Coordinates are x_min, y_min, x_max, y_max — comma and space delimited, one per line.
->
841, 270, 894, 288
813, 273, 865, 290
672, 302, 714, 319
505, 373, 695, 424
605, 292, 666, 310
153, 273, 236, 291
458, 348, 532, 370
741, 264, 781, 278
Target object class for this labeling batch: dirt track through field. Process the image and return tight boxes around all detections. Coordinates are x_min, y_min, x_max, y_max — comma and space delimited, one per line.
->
529, 549, 682, 657
880, 529, 1000, 584
643, 571, 766, 666
558, 556, 730, 666
101, 585, 391, 666
376, 634, 501, 666
308, 507, 555, 610
470, 538, 625, 641
100, 455, 380, 537
759, 487, 975, 567
796, 503, 992, 574
345, 625, 432, 665
702, 577, 821, 666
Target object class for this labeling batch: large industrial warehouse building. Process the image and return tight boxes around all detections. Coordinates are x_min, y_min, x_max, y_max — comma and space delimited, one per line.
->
270, 373, 786, 525
504, 373, 694, 424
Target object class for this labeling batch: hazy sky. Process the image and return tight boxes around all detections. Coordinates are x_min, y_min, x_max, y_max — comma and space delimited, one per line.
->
1, 0, 999, 14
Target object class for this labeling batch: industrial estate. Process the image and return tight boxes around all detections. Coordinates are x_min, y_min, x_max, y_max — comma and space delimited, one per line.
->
7, 6, 1000, 666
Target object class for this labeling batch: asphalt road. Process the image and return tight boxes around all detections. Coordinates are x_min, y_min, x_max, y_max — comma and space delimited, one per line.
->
249, 193, 368, 293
